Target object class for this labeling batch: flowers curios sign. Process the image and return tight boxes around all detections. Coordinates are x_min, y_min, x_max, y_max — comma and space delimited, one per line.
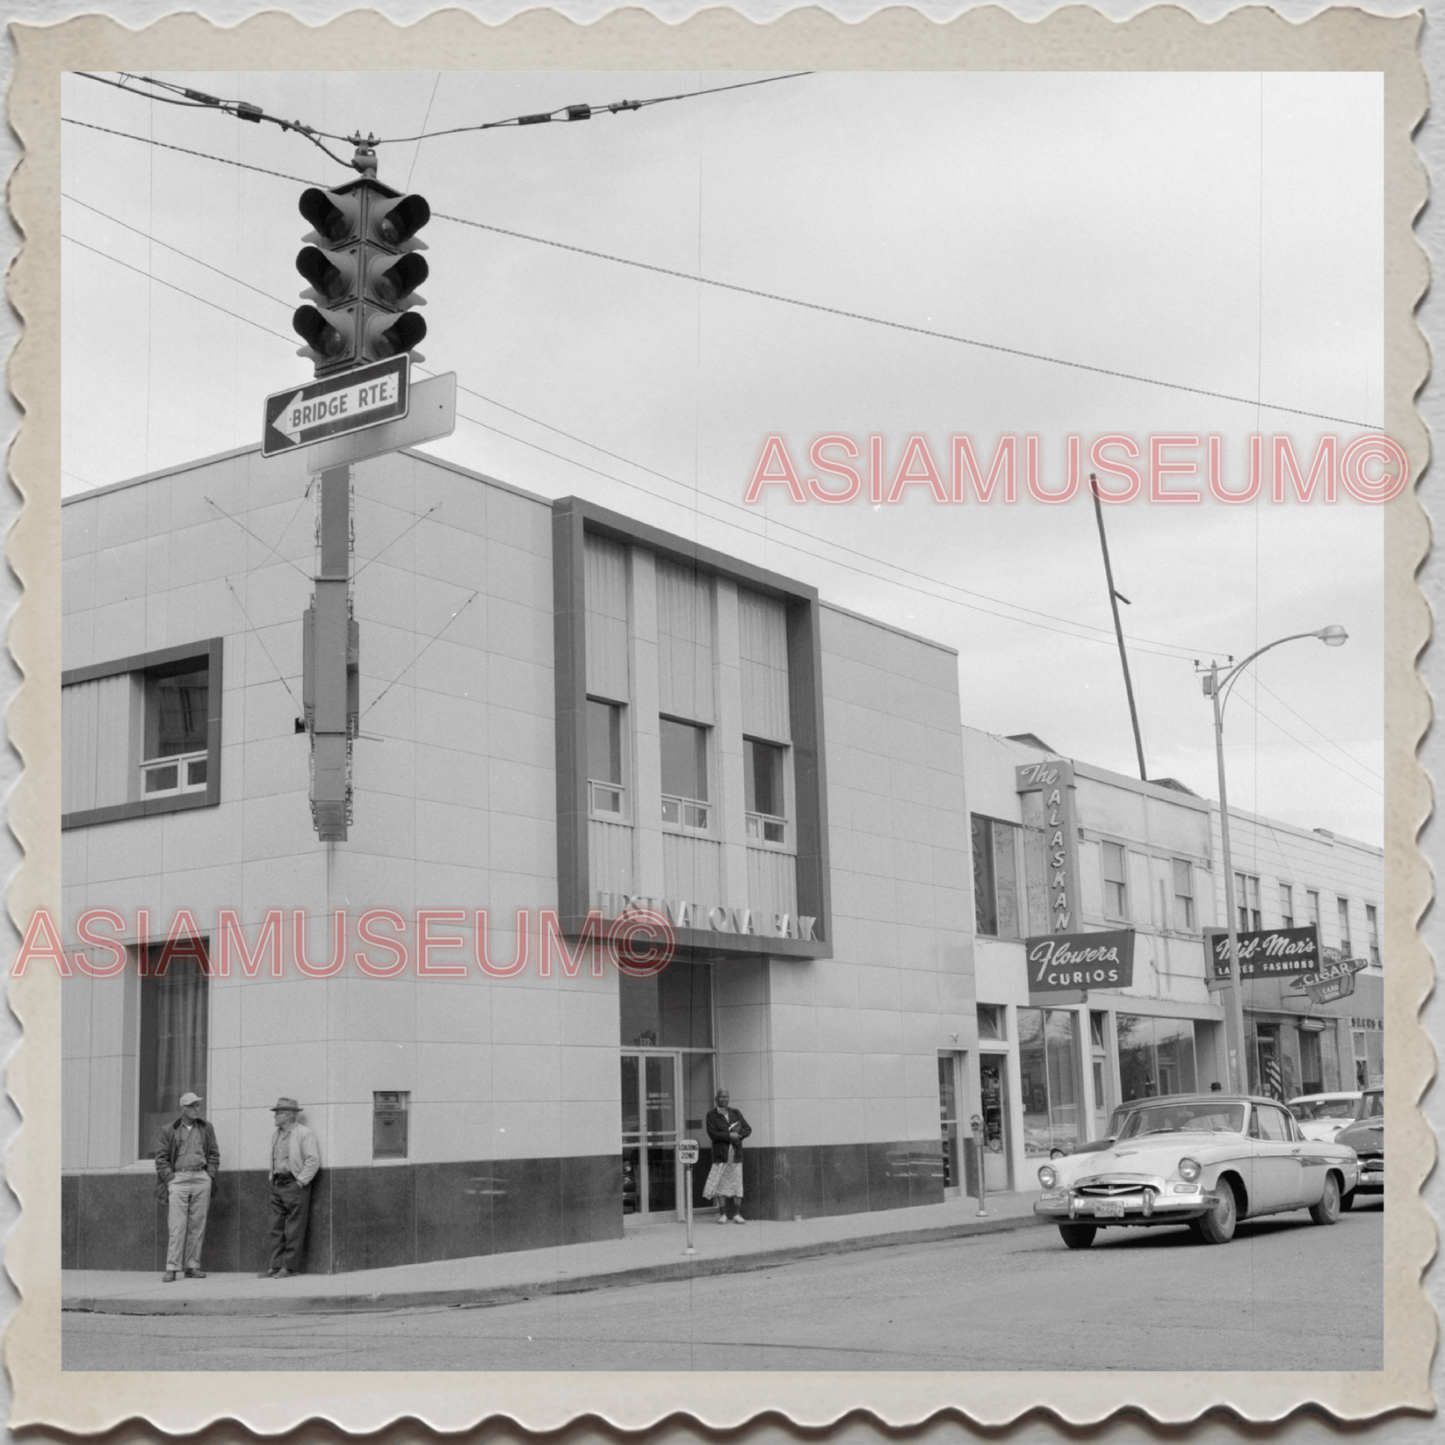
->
1014, 758, 1080, 932
1208, 925, 1320, 980
1025, 929, 1135, 993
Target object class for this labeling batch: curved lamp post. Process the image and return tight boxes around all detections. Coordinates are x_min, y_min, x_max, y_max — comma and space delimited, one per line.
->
1204, 626, 1348, 1094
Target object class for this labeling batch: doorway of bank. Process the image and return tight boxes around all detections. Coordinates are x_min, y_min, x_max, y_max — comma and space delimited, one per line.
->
621, 1050, 714, 1220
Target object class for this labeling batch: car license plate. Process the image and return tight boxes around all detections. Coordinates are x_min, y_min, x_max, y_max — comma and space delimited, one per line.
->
1092, 1199, 1126, 1218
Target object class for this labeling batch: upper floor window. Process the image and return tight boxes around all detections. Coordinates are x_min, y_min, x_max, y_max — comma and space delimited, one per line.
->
1365, 903, 1381, 966
1102, 841, 1128, 920
1171, 859, 1195, 931
1306, 889, 1321, 927
972, 815, 1021, 938
1279, 883, 1295, 929
660, 717, 709, 832
744, 738, 787, 845
62, 639, 222, 829
1235, 872, 1262, 932
587, 698, 625, 818
1337, 897, 1352, 951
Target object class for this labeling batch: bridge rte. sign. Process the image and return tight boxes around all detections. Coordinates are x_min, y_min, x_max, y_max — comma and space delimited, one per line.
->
263, 355, 410, 457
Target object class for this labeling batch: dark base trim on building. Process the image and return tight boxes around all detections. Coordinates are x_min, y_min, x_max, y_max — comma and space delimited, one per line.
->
745, 1140, 946, 1220
62, 1155, 623, 1275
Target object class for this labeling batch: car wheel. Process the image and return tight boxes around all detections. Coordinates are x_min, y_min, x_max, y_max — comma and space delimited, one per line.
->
1058, 1223, 1096, 1249
1309, 1172, 1342, 1225
1339, 1185, 1356, 1213
1196, 1179, 1238, 1244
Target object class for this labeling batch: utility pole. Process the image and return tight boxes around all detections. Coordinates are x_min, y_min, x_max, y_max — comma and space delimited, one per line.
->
1088, 473, 1147, 782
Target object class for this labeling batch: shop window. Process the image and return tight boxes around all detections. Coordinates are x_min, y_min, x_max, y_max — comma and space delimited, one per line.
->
1017, 1007, 1081, 1155
1352, 1024, 1383, 1088
1171, 859, 1195, 931
1299, 1028, 1324, 1095
744, 737, 787, 845
137, 938, 210, 1160
63, 639, 223, 828
659, 717, 709, 831
1116, 1013, 1198, 1102
1235, 872, 1261, 931
587, 698, 626, 818
1365, 903, 1380, 966
972, 816, 1021, 938
1337, 897, 1352, 954
1102, 842, 1128, 920
976, 1003, 1005, 1041
1279, 883, 1295, 929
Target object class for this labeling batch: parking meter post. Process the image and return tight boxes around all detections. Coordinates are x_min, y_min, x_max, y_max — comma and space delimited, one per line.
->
684, 1164, 696, 1254
970, 1114, 988, 1217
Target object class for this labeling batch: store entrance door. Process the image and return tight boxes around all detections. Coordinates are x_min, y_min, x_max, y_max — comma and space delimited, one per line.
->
979, 1053, 1013, 1192
621, 1051, 681, 1219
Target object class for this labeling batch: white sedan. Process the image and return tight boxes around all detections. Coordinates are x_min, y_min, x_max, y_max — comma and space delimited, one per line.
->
1288, 1091, 1363, 1142
1033, 1093, 1360, 1248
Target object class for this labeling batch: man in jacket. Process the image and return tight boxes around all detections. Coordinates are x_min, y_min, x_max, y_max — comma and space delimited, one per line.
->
258, 1096, 322, 1278
704, 1089, 752, 1223
154, 1091, 220, 1282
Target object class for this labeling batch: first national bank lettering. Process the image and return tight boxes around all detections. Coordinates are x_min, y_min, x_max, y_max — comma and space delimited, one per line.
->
1015, 758, 1081, 931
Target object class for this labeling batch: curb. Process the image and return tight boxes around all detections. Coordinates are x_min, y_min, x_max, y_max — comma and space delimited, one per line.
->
63, 1211, 1046, 1316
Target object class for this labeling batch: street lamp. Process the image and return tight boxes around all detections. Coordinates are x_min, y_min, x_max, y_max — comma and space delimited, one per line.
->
1203, 626, 1349, 1094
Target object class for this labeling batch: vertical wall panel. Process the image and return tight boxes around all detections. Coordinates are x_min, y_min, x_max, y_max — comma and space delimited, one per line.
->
739, 589, 790, 740
62, 674, 134, 815
656, 560, 714, 722
588, 818, 635, 902
746, 846, 798, 922
662, 832, 722, 908
583, 535, 630, 701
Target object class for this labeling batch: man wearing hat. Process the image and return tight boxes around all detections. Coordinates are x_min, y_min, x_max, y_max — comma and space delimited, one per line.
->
258, 1097, 321, 1278
153, 1091, 220, 1283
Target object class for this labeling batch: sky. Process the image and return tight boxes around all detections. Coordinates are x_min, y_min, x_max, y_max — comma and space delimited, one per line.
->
60, 68, 1387, 845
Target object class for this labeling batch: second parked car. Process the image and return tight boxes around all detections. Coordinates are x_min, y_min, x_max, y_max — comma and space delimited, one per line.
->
1333, 1086, 1384, 1207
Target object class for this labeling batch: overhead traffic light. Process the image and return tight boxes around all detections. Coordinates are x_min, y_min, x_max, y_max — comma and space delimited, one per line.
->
292, 179, 430, 376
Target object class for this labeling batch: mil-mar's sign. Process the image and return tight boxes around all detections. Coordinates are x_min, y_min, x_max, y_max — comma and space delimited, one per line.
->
1209, 925, 1320, 980
1026, 928, 1135, 993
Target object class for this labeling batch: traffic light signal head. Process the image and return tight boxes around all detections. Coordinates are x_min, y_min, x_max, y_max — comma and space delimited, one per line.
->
293, 178, 431, 375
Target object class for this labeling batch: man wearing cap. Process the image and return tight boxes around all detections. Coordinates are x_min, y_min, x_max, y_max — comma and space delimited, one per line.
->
258, 1097, 321, 1279
153, 1091, 220, 1283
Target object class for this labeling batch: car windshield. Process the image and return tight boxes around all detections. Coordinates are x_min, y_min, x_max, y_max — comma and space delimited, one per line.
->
1292, 1099, 1358, 1121
1356, 1092, 1384, 1120
1118, 1102, 1245, 1137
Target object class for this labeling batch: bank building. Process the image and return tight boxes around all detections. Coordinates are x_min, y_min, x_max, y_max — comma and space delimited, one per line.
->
60, 445, 1383, 1272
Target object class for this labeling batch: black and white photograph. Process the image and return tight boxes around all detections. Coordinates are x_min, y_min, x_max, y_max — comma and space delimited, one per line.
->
4, 2, 1434, 1434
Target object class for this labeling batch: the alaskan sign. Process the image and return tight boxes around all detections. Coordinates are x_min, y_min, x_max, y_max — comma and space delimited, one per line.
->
1209, 924, 1320, 980
1026, 928, 1135, 993
263, 355, 409, 458
1015, 758, 1080, 932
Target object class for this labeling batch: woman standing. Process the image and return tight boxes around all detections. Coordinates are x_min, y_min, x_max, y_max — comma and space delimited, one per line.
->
703, 1088, 752, 1223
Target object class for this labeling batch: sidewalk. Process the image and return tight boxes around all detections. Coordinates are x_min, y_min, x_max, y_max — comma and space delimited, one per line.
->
63, 1189, 1044, 1316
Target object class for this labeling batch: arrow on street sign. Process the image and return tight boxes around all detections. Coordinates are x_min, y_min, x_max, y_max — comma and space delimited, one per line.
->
263, 355, 410, 457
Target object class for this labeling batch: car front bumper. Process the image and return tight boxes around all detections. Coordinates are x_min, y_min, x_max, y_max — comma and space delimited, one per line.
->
1034, 1186, 1218, 1225
1354, 1162, 1383, 1192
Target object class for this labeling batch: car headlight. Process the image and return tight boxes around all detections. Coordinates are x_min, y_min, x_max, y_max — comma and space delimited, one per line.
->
1038, 1164, 1058, 1189
1178, 1156, 1202, 1183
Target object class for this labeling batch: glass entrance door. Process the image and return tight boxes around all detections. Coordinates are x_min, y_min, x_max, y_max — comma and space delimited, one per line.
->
621, 1051, 682, 1219
979, 1053, 1013, 1192
937, 1054, 961, 1194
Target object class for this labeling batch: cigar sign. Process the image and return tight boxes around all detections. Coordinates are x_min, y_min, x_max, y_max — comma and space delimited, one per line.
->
1209, 925, 1320, 980
1026, 928, 1135, 992
1015, 758, 1080, 932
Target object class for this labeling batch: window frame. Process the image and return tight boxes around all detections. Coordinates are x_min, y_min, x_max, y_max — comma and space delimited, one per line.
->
1365, 903, 1381, 967
1234, 871, 1262, 932
659, 715, 712, 834
1337, 896, 1353, 952
743, 734, 790, 848
1279, 882, 1295, 929
972, 814, 1022, 939
63, 638, 223, 830
585, 696, 628, 821
1101, 840, 1129, 921
1171, 858, 1196, 932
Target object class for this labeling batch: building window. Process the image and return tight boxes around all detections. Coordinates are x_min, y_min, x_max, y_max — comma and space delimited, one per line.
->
63, 639, 223, 828
976, 1003, 1005, 1040
137, 938, 210, 1160
1116, 1014, 1198, 1103
1235, 872, 1262, 931
1102, 842, 1128, 920
660, 717, 709, 831
1171, 859, 1195, 931
1279, 883, 1295, 929
1306, 889, 1321, 928
744, 738, 787, 845
972, 816, 1021, 938
1366, 903, 1381, 967
587, 698, 625, 818
1017, 1007, 1082, 1155
1337, 897, 1352, 955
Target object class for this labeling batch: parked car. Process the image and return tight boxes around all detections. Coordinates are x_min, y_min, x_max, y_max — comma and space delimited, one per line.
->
1287, 1091, 1362, 1142
1034, 1093, 1360, 1249
1333, 1086, 1384, 1206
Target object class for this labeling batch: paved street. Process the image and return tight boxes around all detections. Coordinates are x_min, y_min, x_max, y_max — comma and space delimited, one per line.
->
64, 1202, 1382, 1372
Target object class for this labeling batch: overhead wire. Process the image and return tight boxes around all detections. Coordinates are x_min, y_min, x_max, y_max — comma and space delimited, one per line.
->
59, 116, 1381, 431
